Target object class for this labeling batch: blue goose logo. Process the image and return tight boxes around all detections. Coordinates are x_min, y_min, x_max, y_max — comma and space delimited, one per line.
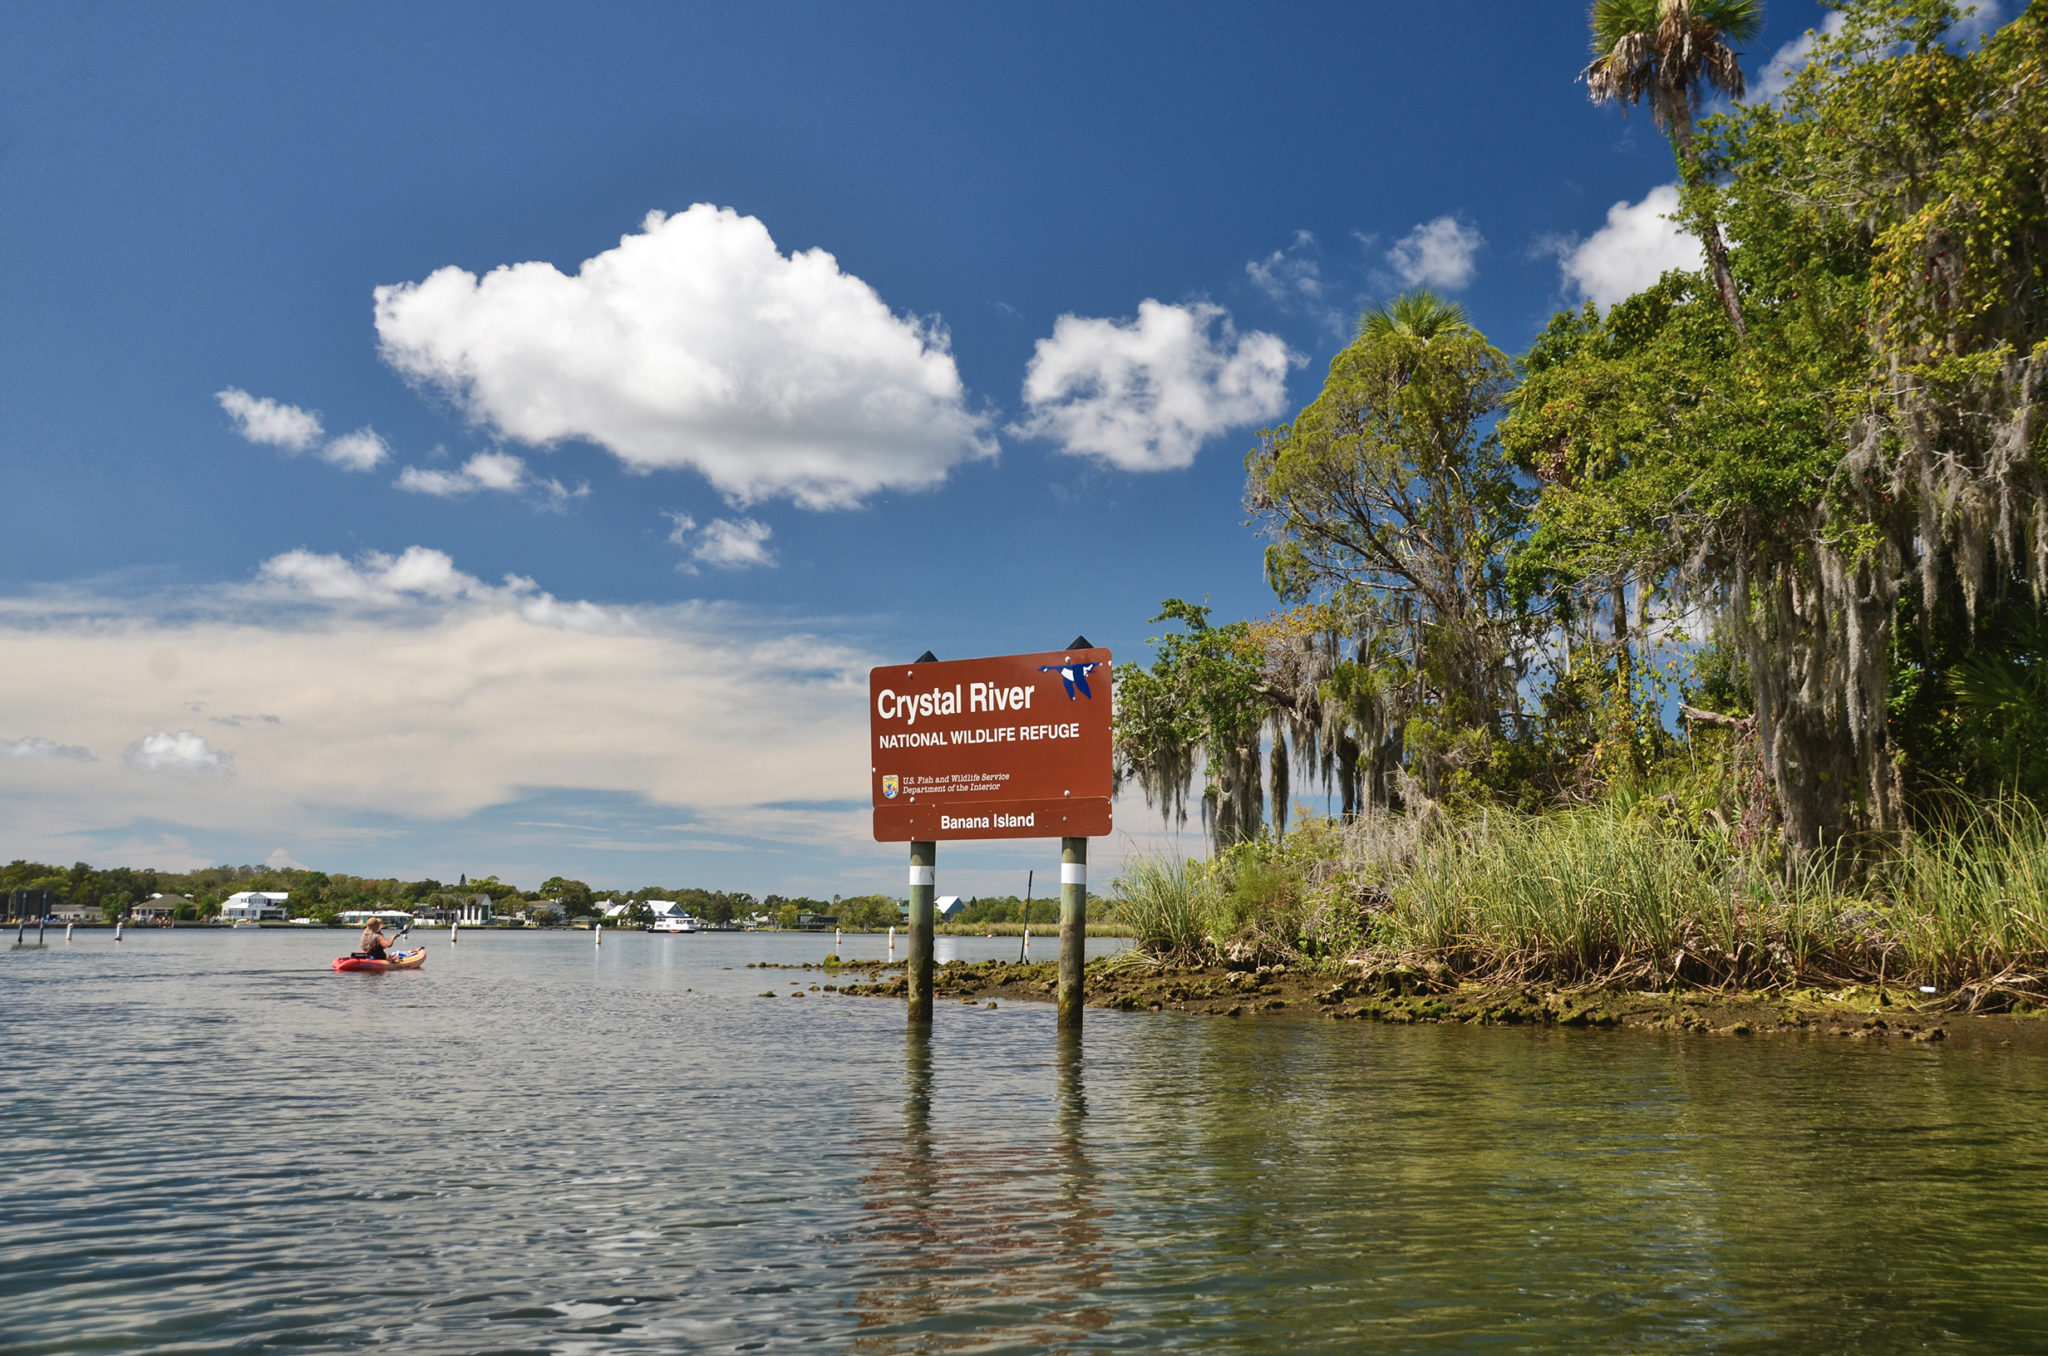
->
1040, 661, 1102, 700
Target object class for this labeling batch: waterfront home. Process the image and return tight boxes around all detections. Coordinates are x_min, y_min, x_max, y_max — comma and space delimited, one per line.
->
598, 899, 684, 921
221, 891, 289, 922
134, 894, 191, 921
415, 893, 495, 925
338, 910, 416, 927
936, 895, 964, 920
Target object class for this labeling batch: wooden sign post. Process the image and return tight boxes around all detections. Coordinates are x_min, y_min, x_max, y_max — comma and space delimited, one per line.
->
871, 642, 1113, 1030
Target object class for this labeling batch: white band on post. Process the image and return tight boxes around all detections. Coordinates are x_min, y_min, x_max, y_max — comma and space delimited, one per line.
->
909, 865, 935, 887
1060, 863, 1086, 886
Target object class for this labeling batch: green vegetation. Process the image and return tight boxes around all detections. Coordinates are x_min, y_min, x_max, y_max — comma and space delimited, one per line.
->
1111, 1, 2048, 1007
1109, 802, 2048, 1008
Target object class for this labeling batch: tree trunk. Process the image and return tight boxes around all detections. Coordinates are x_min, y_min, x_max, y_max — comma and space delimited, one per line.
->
1734, 553, 1905, 867
1666, 106, 1748, 339
1269, 729, 1290, 840
1336, 735, 1360, 821
1612, 576, 1631, 691
1698, 217, 1748, 340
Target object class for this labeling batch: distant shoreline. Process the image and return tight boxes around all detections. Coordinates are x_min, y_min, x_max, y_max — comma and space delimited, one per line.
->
13, 919, 1137, 938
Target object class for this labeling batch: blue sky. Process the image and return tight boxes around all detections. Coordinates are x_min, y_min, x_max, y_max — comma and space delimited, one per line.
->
0, 0, 1905, 895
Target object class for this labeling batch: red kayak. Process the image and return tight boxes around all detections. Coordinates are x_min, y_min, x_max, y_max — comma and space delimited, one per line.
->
332, 948, 425, 973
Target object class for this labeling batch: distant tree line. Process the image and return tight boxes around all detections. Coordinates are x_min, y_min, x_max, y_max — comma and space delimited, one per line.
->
0, 859, 769, 925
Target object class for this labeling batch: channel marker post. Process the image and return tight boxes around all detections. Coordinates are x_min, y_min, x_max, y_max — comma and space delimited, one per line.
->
870, 641, 1113, 1030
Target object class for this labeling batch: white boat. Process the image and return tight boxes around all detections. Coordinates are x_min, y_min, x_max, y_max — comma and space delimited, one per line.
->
648, 915, 700, 934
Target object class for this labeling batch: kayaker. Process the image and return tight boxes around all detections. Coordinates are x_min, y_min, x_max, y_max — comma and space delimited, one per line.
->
360, 916, 392, 960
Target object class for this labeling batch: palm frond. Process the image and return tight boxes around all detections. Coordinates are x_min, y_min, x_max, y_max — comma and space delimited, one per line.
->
1585, 0, 1763, 110
1358, 290, 1470, 342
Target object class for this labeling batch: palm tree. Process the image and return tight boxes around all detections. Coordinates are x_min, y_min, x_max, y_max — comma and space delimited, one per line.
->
1358, 289, 1470, 342
1583, 0, 1762, 337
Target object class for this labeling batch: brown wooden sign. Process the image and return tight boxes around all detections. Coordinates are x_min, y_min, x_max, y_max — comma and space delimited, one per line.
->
870, 647, 1113, 841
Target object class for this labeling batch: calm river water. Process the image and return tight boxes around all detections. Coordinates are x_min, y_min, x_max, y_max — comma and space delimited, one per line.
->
5, 928, 2048, 1353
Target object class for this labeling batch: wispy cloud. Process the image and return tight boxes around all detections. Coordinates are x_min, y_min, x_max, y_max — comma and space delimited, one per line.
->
395, 451, 587, 508
2, 736, 93, 761
0, 548, 885, 872
666, 513, 777, 571
257, 544, 632, 633
1246, 230, 1324, 305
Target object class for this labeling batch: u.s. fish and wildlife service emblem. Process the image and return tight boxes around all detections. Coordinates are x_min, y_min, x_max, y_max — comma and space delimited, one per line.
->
882, 774, 900, 800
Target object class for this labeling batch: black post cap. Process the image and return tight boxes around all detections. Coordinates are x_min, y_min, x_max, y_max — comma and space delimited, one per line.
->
1068, 635, 1093, 650
914, 650, 938, 664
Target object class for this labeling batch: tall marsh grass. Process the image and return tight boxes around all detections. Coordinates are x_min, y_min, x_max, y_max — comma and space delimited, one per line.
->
1107, 855, 1214, 965
1110, 800, 2048, 1004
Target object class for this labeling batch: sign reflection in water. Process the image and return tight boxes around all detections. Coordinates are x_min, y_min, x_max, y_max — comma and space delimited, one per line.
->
848, 1028, 1111, 1349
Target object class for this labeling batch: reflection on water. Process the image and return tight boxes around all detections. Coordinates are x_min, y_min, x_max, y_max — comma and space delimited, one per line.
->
4, 930, 2048, 1353
847, 1027, 1111, 1351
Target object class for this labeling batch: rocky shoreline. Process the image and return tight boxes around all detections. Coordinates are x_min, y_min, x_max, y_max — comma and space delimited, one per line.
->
749, 956, 2048, 1051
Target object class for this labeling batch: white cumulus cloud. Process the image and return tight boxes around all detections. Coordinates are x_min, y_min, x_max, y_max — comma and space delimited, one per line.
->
394, 466, 473, 497
322, 428, 392, 471
666, 513, 776, 571
1557, 185, 1704, 311
373, 204, 995, 510
217, 388, 323, 452
217, 389, 396, 472
1014, 300, 1298, 472
2, 736, 93, 760
127, 730, 232, 776
1385, 216, 1483, 290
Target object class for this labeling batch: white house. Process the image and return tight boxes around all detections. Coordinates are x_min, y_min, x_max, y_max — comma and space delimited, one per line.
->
338, 910, 416, 928
221, 890, 290, 922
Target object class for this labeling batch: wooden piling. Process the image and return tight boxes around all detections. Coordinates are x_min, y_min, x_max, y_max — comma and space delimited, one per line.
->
1058, 837, 1086, 1029
907, 840, 935, 1025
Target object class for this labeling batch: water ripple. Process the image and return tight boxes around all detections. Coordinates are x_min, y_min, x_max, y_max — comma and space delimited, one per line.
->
5, 932, 2048, 1352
